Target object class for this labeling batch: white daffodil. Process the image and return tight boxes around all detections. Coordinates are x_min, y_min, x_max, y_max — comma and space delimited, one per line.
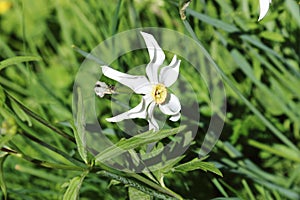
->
258, 0, 272, 21
98, 32, 181, 131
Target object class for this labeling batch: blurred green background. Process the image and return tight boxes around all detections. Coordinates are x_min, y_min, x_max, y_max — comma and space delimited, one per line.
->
0, 0, 299, 199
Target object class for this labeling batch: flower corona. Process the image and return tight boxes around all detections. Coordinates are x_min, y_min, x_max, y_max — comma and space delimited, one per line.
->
151, 84, 167, 104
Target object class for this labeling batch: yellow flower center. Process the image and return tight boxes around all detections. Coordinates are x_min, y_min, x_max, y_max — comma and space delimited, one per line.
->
151, 84, 167, 104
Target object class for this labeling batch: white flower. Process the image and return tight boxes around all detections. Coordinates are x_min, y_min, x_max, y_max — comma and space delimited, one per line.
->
258, 0, 272, 21
98, 32, 181, 131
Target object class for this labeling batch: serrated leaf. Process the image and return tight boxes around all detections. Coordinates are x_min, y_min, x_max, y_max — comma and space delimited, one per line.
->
62, 171, 88, 200
0, 56, 40, 71
129, 187, 152, 200
95, 126, 186, 163
174, 157, 222, 177
73, 87, 87, 163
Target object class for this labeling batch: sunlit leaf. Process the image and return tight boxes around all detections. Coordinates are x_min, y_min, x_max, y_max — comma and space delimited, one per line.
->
0, 56, 40, 71
259, 31, 285, 42
62, 171, 88, 200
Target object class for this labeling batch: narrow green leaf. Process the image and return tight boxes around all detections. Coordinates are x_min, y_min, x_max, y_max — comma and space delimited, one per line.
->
242, 179, 256, 200
73, 87, 87, 163
0, 56, 40, 71
231, 49, 297, 119
248, 140, 300, 162
111, 0, 122, 35
285, 0, 300, 27
15, 164, 64, 182
14, 151, 85, 171
0, 86, 5, 107
129, 187, 152, 200
6, 92, 75, 142
174, 157, 223, 177
241, 35, 300, 78
0, 154, 8, 200
63, 171, 88, 200
72, 46, 106, 65
10, 99, 32, 127
187, 9, 239, 33
254, 178, 300, 199
219, 142, 300, 199
183, 21, 299, 152
95, 126, 186, 162
212, 178, 228, 198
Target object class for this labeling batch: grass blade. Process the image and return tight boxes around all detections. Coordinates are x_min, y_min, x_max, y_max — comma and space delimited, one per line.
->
0, 56, 40, 71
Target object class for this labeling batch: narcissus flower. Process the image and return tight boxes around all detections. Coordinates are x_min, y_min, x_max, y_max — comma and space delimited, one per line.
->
96, 32, 181, 131
258, 0, 272, 21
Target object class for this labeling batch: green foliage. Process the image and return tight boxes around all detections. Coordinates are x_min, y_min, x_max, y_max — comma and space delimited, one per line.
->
0, 0, 299, 199
62, 171, 88, 200
95, 126, 186, 163
0, 154, 8, 200
173, 156, 222, 177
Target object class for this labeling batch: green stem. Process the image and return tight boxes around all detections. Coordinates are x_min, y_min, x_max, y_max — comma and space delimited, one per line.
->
98, 170, 178, 200
94, 163, 183, 199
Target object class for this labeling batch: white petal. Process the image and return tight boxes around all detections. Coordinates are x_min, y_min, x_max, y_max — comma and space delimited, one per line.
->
159, 94, 181, 116
159, 55, 181, 87
169, 113, 181, 122
94, 81, 108, 98
147, 101, 159, 131
106, 95, 152, 122
258, 0, 271, 21
140, 32, 165, 83
102, 65, 151, 94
